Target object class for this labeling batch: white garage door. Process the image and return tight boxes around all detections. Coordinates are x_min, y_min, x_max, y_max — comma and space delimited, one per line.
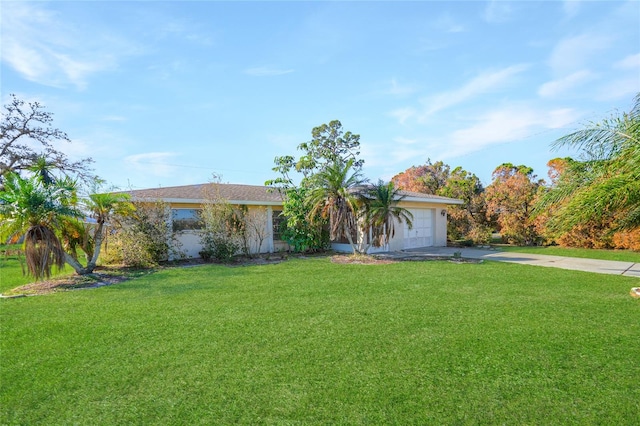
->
403, 208, 434, 249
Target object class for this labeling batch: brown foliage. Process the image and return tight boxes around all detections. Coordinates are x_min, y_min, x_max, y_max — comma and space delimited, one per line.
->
555, 221, 614, 249
612, 228, 640, 251
485, 164, 543, 245
391, 165, 432, 193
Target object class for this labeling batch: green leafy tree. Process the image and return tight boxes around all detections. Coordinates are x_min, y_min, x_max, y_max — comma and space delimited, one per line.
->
359, 180, 413, 250
266, 120, 365, 252
297, 120, 363, 174
278, 186, 329, 252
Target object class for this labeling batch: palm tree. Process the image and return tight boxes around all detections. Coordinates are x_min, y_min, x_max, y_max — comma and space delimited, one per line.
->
63, 189, 134, 274
359, 180, 413, 251
540, 92, 640, 232
306, 159, 368, 253
0, 173, 81, 280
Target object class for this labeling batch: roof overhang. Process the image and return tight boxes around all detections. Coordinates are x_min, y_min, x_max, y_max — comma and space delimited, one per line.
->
130, 197, 283, 206
399, 196, 464, 205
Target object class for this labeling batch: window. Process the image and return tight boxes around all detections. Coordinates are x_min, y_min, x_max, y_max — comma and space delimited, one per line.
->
172, 209, 203, 232
272, 211, 286, 241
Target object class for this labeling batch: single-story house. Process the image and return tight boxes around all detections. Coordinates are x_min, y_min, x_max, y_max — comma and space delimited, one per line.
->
124, 183, 463, 258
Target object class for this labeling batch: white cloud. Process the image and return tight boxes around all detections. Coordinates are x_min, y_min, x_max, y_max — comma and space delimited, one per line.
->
538, 70, 595, 98
614, 53, 640, 70
0, 2, 138, 89
596, 77, 640, 101
157, 20, 214, 46
125, 152, 181, 177
389, 107, 417, 125
419, 64, 529, 118
387, 78, 418, 96
439, 105, 581, 159
547, 33, 612, 75
101, 115, 128, 122
483, 0, 514, 23
361, 139, 425, 169
244, 66, 294, 77
434, 13, 465, 33
563, 0, 582, 18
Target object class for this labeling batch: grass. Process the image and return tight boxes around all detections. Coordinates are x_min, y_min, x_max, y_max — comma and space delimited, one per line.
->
0, 244, 72, 294
497, 245, 640, 262
1, 257, 639, 425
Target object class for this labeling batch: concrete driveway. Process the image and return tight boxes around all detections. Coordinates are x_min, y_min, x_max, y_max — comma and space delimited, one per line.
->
392, 247, 640, 278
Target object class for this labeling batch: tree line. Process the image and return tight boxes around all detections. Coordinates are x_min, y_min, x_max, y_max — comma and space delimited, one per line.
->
389, 93, 639, 251
2, 93, 638, 280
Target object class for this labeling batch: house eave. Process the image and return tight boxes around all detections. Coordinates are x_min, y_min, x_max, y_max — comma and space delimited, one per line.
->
399, 196, 464, 205
130, 197, 283, 206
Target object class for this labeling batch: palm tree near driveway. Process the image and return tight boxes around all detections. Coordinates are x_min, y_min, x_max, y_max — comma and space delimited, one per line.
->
306, 159, 368, 254
359, 180, 413, 251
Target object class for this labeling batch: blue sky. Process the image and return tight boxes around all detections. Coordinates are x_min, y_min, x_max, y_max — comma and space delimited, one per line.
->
2, 1, 639, 190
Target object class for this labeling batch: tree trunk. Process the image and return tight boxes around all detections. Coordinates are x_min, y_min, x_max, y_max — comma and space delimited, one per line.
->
64, 252, 89, 275
85, 221, 104, 272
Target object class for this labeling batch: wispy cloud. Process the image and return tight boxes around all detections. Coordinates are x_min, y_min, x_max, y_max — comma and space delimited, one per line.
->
596, 77, 640, 101
538, 70, 595, 98
547, 33, 612, 75
157, 20, 214, 46
361, 138, 425, 169
125, 152, 181, 177
614, 53, 640, 70
440, 106, 580, 158
418, 64, 529, 118
1, 2, 138, 89
563, 0, 582, 18
434, 13, 465, 33
101, 115, 128, 122
386, 78, 419, 96
389, 107, 417, 125
483, 0, 514, 23
244, 66, 294, 77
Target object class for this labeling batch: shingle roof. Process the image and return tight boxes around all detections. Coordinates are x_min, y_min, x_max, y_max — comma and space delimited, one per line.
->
122, 183, 463, 206
123, 183, 284, 205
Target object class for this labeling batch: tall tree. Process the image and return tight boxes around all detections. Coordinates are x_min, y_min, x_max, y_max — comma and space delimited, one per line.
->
0, 94, 94, 187
439, 167, 492, 243
359, 180, 413, 250
306, 159, 368, 253
266, 120, 365, 252
391, 159, 450, 194
485, 163, 543, 245
297, 120, 363, 175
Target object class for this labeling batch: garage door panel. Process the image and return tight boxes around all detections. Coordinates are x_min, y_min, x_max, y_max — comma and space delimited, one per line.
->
403, 208, 434, 249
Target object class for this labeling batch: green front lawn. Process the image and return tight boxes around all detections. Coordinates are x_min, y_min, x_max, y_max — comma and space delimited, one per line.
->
1, 258, 639, 424
497, 245, 640, 262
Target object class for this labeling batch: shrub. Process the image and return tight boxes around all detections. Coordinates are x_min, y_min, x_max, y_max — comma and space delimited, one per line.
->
612, 228, 640, 251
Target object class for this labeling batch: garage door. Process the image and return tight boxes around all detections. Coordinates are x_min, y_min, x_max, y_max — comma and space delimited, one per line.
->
403, 208, 433, 249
